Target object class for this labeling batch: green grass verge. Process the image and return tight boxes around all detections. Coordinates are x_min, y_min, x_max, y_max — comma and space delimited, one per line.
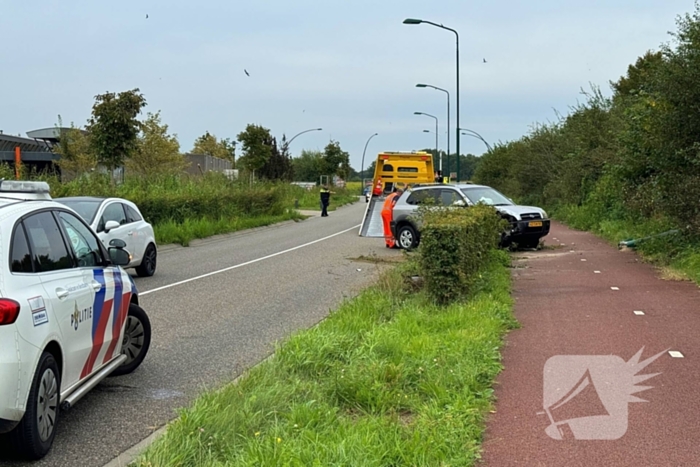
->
134, 250, 516, 466
554, 204, 700, 283
154, 211, 304, 247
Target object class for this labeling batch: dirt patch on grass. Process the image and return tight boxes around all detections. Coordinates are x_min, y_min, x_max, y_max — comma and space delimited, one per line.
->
658, 266, 691, 282
349, 254, 406, 264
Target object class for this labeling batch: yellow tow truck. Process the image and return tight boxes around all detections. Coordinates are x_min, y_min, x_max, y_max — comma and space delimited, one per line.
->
359, 151, 436, 238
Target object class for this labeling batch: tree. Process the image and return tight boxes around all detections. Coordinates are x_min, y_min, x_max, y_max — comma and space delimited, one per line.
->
237, 124, 273, 174
191, 132, 236, 163
259, 134, 293, 181
360, 160, 376, 181
292, 150, 326, 181
127, 112, 188, 177
322, 140, 351, 180
54, 119, 97, 177
87, 89, 146, 171
611, 51, 664, 98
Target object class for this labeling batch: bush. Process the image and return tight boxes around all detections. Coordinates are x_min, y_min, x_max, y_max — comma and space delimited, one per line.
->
48, 173, 288, 224
417, 205, 506, 304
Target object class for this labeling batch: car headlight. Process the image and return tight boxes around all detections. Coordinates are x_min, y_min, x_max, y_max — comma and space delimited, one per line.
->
541, 210, 548, 219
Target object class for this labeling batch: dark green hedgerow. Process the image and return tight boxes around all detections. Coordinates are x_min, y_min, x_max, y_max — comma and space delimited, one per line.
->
417, 204, 507, 304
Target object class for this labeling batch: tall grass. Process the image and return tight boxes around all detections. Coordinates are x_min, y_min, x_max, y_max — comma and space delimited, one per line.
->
554, 204, 700, 283
134, 250, 515, 466
155, 212, 304, 246
10, 167, 355, 245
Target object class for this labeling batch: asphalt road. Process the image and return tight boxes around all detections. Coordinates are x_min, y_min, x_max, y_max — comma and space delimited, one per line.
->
0, 200, 400, 467
482, 222, 700, 466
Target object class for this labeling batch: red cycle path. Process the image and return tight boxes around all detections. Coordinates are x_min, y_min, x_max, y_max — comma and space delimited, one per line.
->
481, 222, 700, 466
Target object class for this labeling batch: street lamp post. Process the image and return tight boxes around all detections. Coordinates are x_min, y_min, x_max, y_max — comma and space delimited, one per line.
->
414, 112, 438, 165
360, 132, 379, 190
422, 129, 438, 157
285, 127, 323, 151
460, 128, 492, 152
404, 18, 460, 182
416, 83, 449, 175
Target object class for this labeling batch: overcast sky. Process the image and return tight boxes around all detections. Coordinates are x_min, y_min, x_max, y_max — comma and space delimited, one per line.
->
1, 1, 694, 171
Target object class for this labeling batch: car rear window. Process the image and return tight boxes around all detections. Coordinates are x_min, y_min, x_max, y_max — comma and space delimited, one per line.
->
126, 205, 143, 223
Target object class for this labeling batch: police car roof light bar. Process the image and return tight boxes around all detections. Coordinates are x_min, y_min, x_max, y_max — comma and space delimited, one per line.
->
0, 180, 51, 194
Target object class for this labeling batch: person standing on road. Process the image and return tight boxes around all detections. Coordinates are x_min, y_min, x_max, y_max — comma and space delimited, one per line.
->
381, 188, 403, 248
320, 185, 334, 217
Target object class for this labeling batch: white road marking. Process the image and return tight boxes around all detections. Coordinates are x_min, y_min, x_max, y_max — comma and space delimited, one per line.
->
141, 224, 362, 296
669, 351, 684, 358
594, 270, 601, 274
581, 259, 587, 262
611, 287, 620, 290
633, 310, 645, 316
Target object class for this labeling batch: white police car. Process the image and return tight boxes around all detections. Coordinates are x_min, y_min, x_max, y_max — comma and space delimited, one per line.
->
0, 181, 151, 459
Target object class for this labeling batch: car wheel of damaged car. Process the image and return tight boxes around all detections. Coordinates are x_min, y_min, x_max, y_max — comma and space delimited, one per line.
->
109, 304, 151, 377
397, 224, 418, 250
518, 238, 540, 249
11, 352, 60, 460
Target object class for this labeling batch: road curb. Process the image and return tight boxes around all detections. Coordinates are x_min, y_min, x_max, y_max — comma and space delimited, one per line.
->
102, 424, 169, 467
100, 355, 276, 467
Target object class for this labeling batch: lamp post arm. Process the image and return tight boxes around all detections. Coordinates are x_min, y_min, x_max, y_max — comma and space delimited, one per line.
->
360, 133, 378, 184
287, 128, 322, 147
461, 132, 492, 152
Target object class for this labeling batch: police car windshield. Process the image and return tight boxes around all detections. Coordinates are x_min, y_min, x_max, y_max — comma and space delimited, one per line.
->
56, 199, 101, 224
460, 187, 513, 206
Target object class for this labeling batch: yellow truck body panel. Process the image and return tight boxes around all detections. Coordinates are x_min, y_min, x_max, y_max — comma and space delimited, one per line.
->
371, 152, 435, 192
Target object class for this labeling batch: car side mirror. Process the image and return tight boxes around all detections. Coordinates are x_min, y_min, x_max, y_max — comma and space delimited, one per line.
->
108, 247, 131, 266
453, 199, 466, 207
109, 238, 127, 248
104, 220, 120, 233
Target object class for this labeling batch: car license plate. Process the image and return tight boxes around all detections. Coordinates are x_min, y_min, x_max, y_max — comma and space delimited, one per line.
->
529, 221, 543, 227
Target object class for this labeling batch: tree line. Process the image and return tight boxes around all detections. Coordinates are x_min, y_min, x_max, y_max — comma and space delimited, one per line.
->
474, 6, 700, 235
55, 89, 351, 183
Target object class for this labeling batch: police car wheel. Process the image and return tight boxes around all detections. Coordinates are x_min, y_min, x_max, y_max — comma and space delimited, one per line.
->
110, 304, 151, 377
11, 352, 60, 460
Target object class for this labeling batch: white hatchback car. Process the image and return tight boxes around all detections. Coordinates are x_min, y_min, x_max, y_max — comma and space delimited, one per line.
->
0, 182, 152, 460
55, 197, 157, 277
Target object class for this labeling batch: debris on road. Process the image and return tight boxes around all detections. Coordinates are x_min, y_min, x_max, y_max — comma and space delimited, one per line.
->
618, 229, 680, 249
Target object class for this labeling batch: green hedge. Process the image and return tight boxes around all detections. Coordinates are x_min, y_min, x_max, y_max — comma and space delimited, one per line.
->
125, 188, 284, 225
417, 205, 506, 304
48, 173, 287, 225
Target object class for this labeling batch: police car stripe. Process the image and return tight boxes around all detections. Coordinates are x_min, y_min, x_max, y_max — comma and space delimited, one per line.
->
81, 269, 114, 378
103, 270, 125, 364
